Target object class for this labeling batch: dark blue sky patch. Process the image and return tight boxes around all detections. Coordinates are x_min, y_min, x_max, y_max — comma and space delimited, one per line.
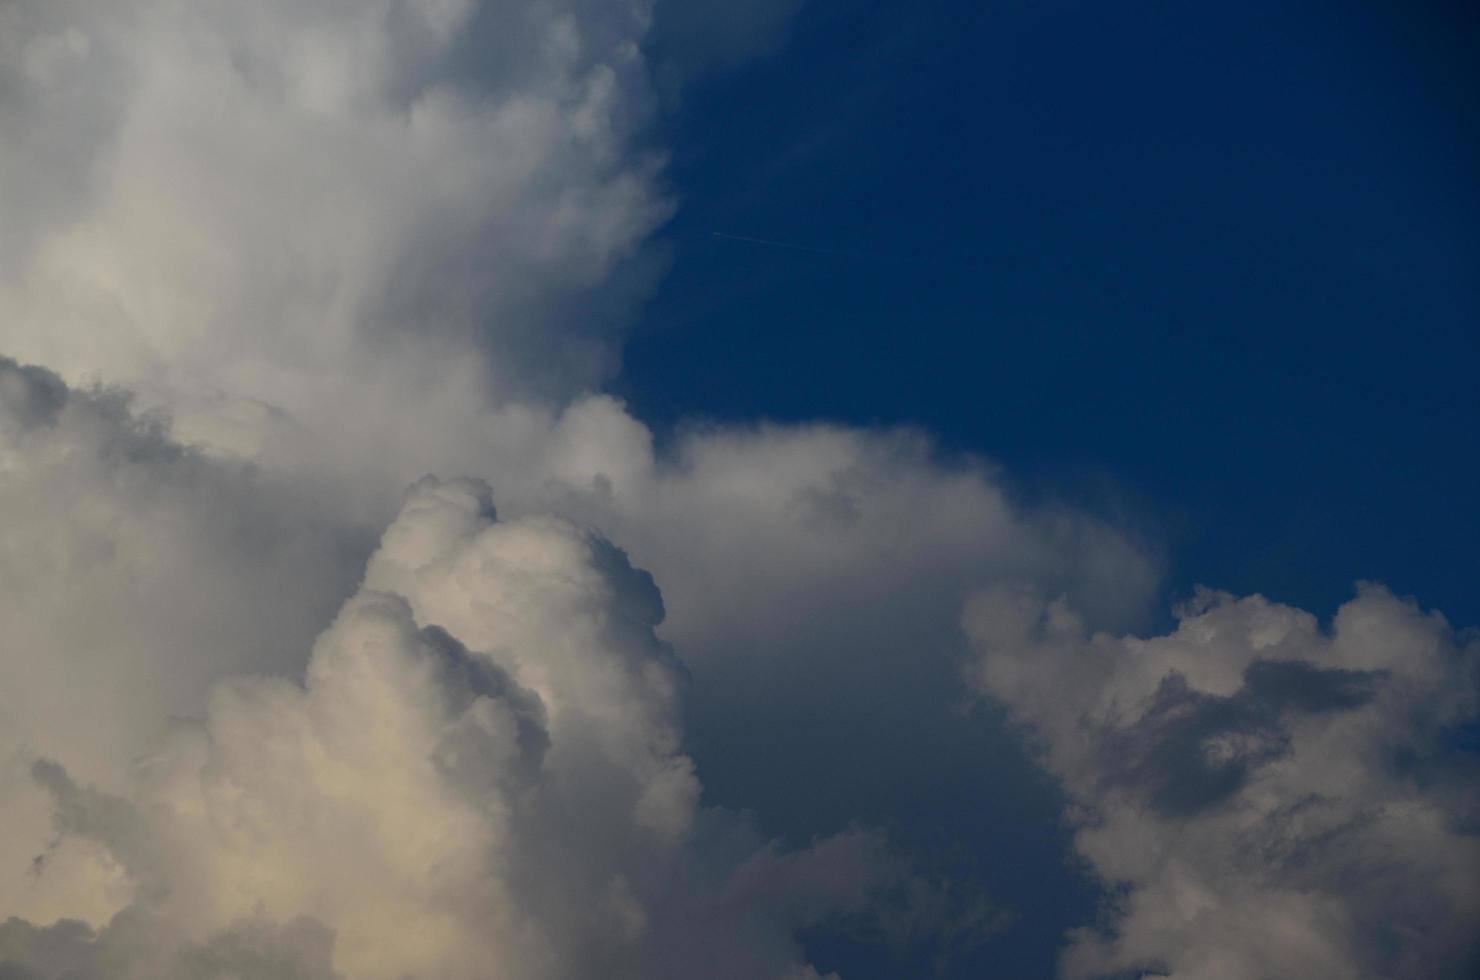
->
629, 0, 1480, 629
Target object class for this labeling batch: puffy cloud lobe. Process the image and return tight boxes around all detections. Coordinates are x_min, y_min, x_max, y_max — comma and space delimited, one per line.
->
3, 478, 890, 980
0, 355, 372, 935
965, 584, 1480, 979
364, 479, 698, 836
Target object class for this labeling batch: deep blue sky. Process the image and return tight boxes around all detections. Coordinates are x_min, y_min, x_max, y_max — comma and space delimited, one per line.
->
627, 0, 1480, 633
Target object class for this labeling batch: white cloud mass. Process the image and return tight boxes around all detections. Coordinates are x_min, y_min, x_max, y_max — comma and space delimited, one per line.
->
0, 3, 1151, 972
0, 0, 668, 508
966, 584, 1480, 979
3, 476, 892, 980
2, 0, 1474, 978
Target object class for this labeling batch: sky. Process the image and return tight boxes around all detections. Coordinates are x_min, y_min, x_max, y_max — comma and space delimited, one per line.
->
629, 0, 1480, 628
0, 2, 1476, 980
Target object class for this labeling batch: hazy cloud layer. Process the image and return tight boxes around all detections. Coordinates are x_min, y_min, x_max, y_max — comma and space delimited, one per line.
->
967, 584, 1480, 979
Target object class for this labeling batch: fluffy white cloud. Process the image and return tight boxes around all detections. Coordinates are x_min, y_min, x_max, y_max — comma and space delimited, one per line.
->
0, 0, 669, 502
0, 355, 377, 937
966, 584, 1480, 979
0, 356, 363, 782
0, 348, 1161, 978
4, 0, 1473, 974
2, 477, 892, 980
0, 1, 1162, 976
0, 0, 1160, 623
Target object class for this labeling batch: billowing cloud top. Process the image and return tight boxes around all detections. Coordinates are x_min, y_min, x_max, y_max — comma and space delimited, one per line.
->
4, 473, 890, 980
2, 0, 1477, 978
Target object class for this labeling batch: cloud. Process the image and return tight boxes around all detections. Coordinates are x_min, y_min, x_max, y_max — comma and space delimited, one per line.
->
4, 1, 1473, 976
965, 584, 1480, 979
0, 0, 1158, 643
0, 0, 669, 469
0, 355, 382, 937
0, 913, 343, 980
0, 353, 1158, 974
4, 478, 894, 980
505, 404, 1159, 865
0, 1, 1157, 975
0, 356, 365, 780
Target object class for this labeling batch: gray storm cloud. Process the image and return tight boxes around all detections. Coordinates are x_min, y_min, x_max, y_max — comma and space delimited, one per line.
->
966, 584, 1480, 979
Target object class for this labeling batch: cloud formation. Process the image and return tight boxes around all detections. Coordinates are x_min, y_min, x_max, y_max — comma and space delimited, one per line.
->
0, 357, 1151, 980
0, 0, 669, 492
3, 477, 891, 980
0, 2, 1154, 973
966, 584, 1480, 979
8, 1, 1474, 978
0, 356, 363, 783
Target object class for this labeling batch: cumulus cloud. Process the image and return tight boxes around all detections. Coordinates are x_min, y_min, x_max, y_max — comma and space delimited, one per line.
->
0, 0, 1159, 619
966, 583, 1480, 979
503, 403, 1159, 857
3, 478, 893, 980
0, 0, 670, 495
0, 351, 1157, 974
0, 356, 363, 780
2, 1, 1473, 976
0, 354, 380, 938
0, 0, 1165, 975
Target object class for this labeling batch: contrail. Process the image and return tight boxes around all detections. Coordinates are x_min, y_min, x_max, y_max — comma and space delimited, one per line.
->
712, 231, 860, 258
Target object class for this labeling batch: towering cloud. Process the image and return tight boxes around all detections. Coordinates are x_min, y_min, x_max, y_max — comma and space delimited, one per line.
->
0, 355, 1146, 978
3, 477, 891, 980
966, 584, 1480, 979
0, 0, 668, 508
6, 1, 1472, 978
